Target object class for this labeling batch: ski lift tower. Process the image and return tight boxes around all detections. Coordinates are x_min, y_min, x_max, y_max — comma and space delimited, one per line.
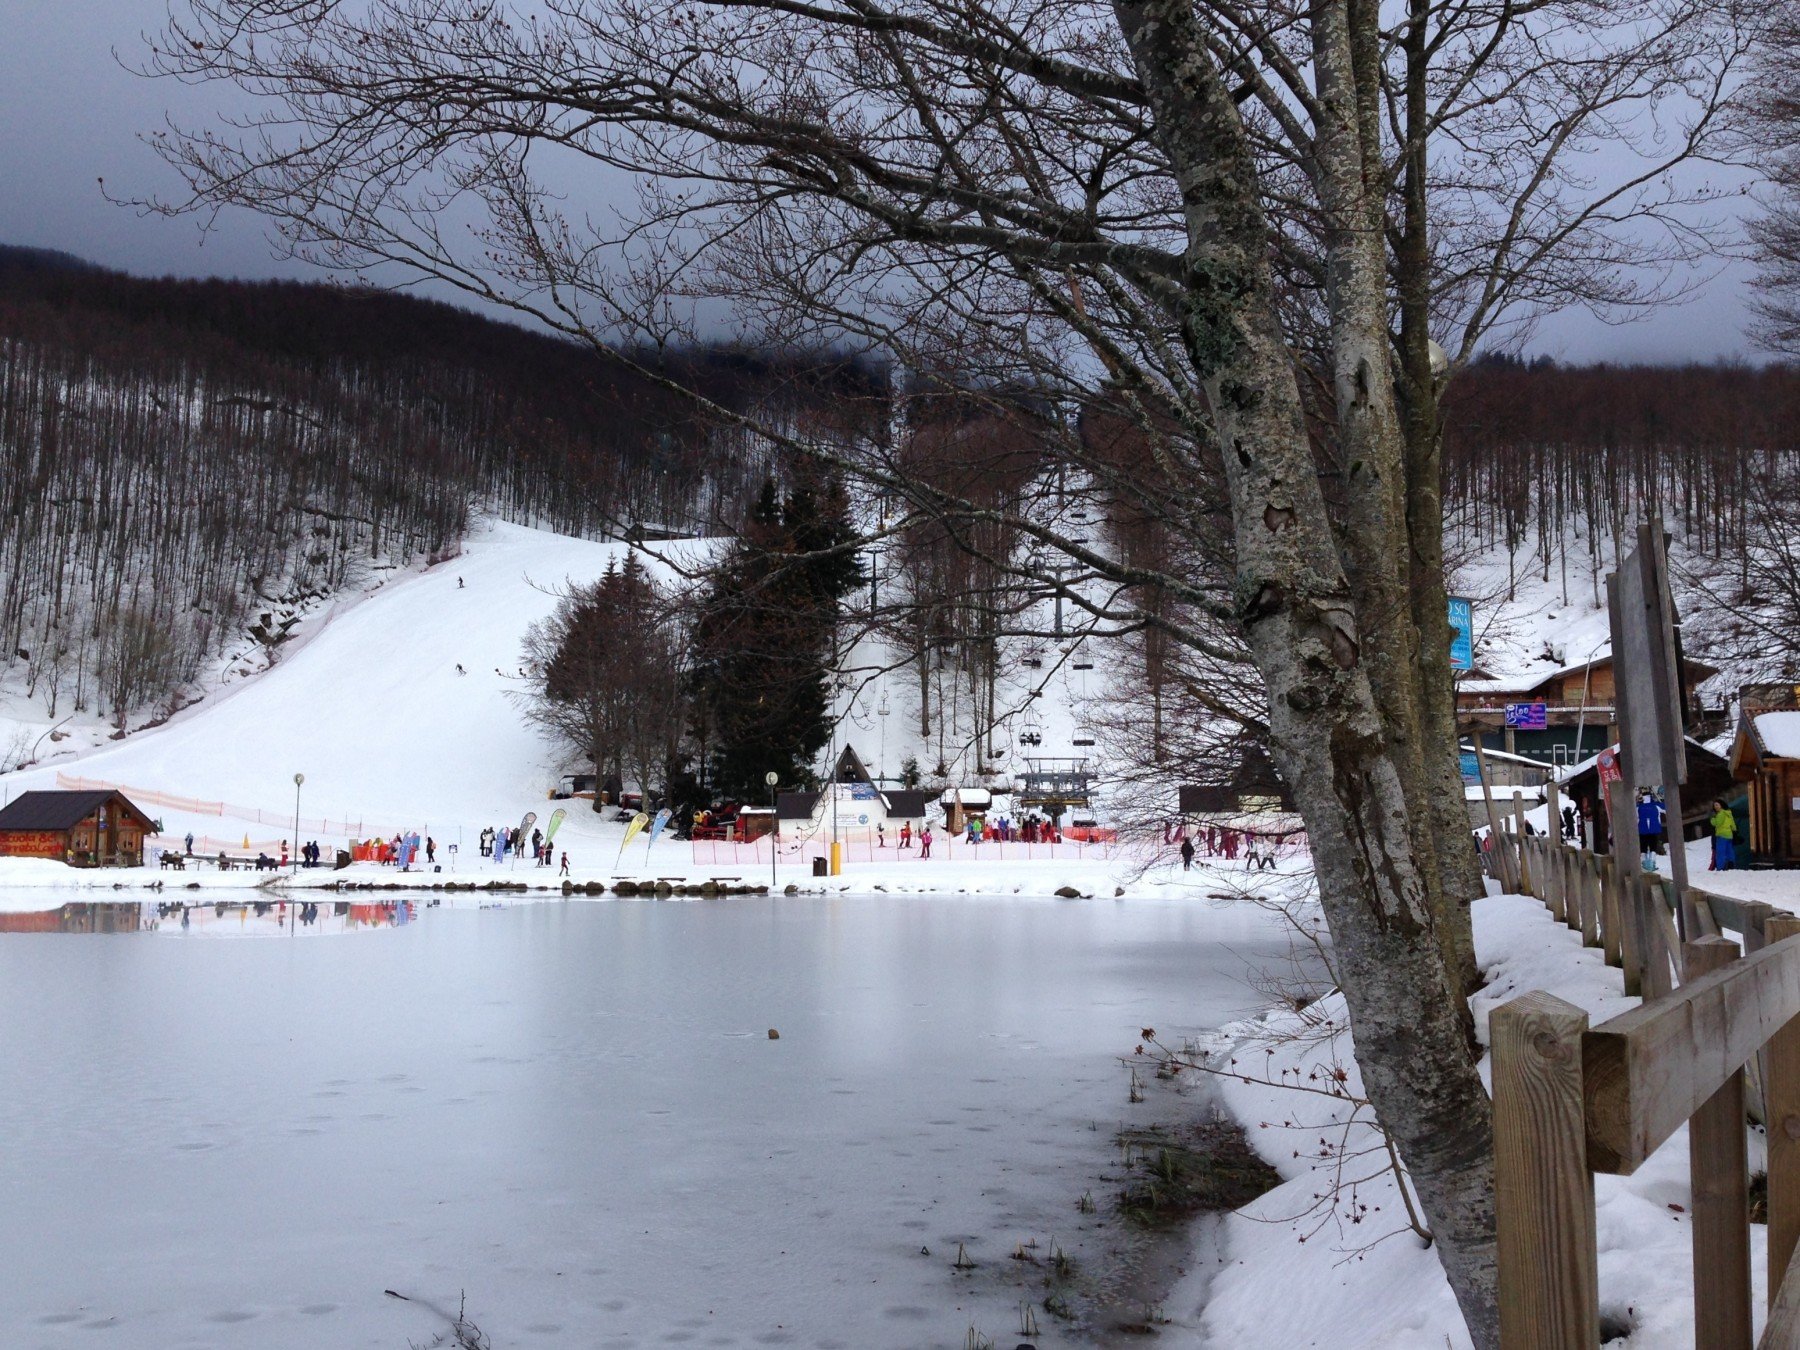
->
1019, 757, 1092, 823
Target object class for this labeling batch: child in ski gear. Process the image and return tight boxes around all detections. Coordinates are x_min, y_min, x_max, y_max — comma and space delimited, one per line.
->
1179, 836, 1195, 871
559, 852, 570, 876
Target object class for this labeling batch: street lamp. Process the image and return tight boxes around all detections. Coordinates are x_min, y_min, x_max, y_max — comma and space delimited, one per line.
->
764, 770, 779, 892
877, 691, 891, 785
292, 773, 304, 876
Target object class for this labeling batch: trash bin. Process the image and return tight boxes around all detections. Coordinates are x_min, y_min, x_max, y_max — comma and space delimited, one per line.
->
812, 856, 828, 877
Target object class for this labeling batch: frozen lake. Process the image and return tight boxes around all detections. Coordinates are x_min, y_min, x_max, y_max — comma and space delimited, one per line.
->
0, 891, 1313, 1349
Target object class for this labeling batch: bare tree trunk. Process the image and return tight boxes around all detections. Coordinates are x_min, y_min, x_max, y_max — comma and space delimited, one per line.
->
1113, 3, 1497, 1341
1396, 0, 1483, 994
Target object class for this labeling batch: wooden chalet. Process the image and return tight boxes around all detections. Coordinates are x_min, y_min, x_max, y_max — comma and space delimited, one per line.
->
0, 789, 154, 867
775, 746, 932, 831
1455, 648, 1719, 767
1730, 709, 1800, 866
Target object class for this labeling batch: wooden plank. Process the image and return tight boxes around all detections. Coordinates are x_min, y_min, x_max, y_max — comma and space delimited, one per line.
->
1537, 839, 1563, 921
1579, 852, 1599, 950
1759, 1237, 1800, 1349
1637, 872, 1675, 1002
1494, 991, 1598, 1349
1695, 888, 1773, 947
1769, 916, 1800, 1315
1515, 791, 1536, 897
1684, 937, 1753, 1350
1654, 879, 1688, 985
1606, 857, 1640, 994
1472, 731, 1518, 894
1598, 855, 1624, 970
1583, 932, 1800, 1174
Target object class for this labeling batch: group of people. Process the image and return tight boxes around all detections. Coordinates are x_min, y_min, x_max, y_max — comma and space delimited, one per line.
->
1176, 825, 1278, 871
479, 824, 569, 874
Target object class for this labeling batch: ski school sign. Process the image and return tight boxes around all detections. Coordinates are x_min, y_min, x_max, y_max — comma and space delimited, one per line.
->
1448, 596, 1474, 672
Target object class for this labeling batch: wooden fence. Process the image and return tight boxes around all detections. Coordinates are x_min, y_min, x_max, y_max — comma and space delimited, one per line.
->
1490, 825, 1784, 1000
1493, 824, 1800, 1348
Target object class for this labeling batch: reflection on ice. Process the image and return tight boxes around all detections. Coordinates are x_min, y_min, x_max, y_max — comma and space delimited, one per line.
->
0, 895, 416, 935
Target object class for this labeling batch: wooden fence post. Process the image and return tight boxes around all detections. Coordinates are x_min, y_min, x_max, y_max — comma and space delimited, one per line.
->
1612, 860, 1641, 1000
1584, 854, 1609, 960
1578, 853, 1600, 949
1768, 916, 1800, 1312
1683, 935, 1752, 1350
1494, 991, 1597, 1349
1515, 791, 1535, 897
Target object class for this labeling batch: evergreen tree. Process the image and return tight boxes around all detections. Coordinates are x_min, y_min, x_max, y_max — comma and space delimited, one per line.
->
689, 473, 862, 801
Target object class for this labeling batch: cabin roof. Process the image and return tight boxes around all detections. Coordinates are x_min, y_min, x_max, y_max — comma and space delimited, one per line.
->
0, 789, 152, 832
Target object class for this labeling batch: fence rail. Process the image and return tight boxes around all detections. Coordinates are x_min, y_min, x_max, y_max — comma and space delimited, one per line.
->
1493, 824, 1800, 1347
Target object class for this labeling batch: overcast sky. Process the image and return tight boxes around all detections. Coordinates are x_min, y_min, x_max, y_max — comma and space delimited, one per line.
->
0, 0, 1768, 365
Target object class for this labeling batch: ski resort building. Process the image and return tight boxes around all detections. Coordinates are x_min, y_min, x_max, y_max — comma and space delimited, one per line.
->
776, 746, 933, 838
1730, 709, 1800, 866
0, 789, 155, 867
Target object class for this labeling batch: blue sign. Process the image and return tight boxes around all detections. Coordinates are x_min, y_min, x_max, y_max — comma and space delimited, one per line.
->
1505, 702, 1548, 731
1459, 750, 1480, 783
1448, 597, 1474, 672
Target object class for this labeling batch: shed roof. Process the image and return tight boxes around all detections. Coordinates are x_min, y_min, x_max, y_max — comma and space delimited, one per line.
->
938, 787, 994, 808
1755, 711, 1800, 759
0, 790, 150, 832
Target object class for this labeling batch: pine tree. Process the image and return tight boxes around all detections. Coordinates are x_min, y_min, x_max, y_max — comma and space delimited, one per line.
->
689, 473, 863, 801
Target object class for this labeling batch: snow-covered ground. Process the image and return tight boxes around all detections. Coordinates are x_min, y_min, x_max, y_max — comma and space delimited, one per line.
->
0, 520, 711, 864
0, 887, 1313, 1350
1155, 883, 1800, 1348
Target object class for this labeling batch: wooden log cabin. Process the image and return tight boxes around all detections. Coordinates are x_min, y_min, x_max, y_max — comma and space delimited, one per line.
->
0, 789, 154, 867
1730, 709, 1800, 866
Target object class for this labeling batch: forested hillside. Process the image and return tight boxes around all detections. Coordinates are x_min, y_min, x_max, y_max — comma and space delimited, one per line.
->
0, 246, 880, 732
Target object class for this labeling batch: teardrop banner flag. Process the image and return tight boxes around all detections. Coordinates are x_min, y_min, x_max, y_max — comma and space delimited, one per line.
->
644, 807, 674, 858
545, 808, 568, 845
615, 811, 651, 866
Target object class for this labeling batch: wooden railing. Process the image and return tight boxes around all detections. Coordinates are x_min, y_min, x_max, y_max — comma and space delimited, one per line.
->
1498, 828, 1784, 1000
1495, 925, 1800, 1348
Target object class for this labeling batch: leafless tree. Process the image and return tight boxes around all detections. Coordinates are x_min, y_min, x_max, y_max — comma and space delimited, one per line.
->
135, 1, 1756, 1336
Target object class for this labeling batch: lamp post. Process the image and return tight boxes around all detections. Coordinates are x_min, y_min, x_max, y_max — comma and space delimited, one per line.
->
764, 770, 779, 892
292, 773, 304, 875
877, 691, 891, 785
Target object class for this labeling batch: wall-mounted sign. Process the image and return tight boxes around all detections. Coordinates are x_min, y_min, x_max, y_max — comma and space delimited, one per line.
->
1448, 597, 1474, 673
1505, 702, 1548, 731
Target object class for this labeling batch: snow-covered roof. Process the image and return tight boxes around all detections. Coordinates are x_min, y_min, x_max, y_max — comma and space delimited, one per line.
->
938, 787, 993, 808
1460, 742, 1552, 769
1754, 711, 1800, 759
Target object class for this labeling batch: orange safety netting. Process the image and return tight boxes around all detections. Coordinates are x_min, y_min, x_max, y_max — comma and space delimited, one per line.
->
57, 773, 363, 837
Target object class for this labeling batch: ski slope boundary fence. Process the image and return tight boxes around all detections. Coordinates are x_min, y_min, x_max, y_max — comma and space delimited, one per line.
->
55, 773, 364, 838
691, 829, 1312, 867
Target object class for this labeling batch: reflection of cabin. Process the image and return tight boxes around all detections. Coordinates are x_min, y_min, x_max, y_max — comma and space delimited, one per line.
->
0, 790, 154, 867
1730, 710, 1800, 866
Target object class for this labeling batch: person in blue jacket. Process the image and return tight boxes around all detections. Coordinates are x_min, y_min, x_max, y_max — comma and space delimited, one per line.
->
1636, 792, 1665, 870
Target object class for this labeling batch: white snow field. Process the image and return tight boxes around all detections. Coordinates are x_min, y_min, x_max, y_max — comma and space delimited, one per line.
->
0, 889, 1308, 1350
0, 519, 699, 853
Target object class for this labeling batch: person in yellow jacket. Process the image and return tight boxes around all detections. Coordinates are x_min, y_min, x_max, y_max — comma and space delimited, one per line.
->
1710, 799, 1737, 871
